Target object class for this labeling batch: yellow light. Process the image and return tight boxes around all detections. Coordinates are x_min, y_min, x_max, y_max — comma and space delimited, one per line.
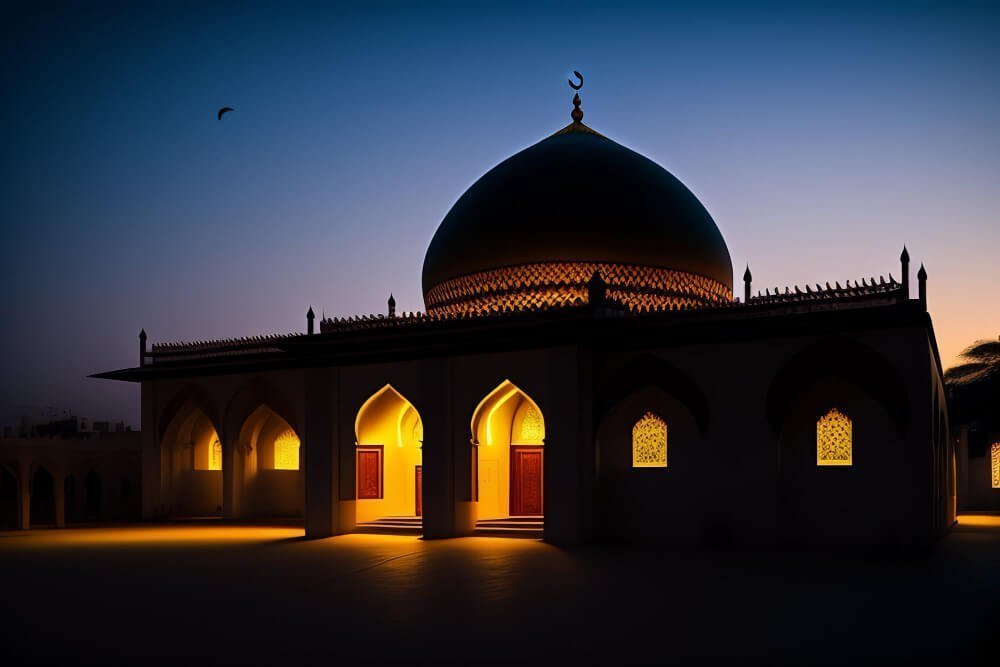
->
632, 412, 667, 468
957, 514, 1000, 528
817, 408, 852, 466
485, 387, 519, 446
274, 429, 300, 470
991, 442, 1000, 489
209, 439, 222, 471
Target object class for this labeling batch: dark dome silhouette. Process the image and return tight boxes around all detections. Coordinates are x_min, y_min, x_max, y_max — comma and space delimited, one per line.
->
422, 121, 733, 315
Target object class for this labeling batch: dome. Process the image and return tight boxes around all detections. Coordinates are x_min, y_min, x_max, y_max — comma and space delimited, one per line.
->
422, 115, 733, 316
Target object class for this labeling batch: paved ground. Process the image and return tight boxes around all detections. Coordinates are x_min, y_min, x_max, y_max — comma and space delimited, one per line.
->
1, 517, 997, 665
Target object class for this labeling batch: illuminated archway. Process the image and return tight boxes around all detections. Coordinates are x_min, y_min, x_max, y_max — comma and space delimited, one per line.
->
470, 380, 545, 519
237, 405, 304, 518
354, 385, 424, 523
160, 405, 222, 516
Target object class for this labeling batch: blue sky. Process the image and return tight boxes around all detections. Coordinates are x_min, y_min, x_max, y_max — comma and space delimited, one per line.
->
2, 1, 997, 427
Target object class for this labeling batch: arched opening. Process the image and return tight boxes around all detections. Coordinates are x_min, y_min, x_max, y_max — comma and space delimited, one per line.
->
84, 471, 102, 521
30, 467, 56, 527
777, 377, 899, 545
471, 380, 545, 520
236, 405, 304, 518
354, 385, 424, 524
0, 465, 18, 530
594, 385, 702, 544
161, 405, 223, 517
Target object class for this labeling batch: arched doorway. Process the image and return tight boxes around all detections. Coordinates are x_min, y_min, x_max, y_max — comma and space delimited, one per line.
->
471, 380, 545, 520
30, 467, 56, 527
354, 385, 424, 525
236, 405, 304, 518
161, 405, 223, 517
84, 471, 102, 521
0, 465, 18, 530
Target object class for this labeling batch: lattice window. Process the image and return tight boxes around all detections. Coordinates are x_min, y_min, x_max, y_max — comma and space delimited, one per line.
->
518, 405, 545, 443
817, 408, 852, 466
274, 429, 300, 470
992, 442, 1000, 489
632, 412, 667, 468
209, 439, 222, 471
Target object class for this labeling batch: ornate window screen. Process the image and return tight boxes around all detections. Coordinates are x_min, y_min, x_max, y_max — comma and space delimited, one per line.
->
274, 429, 300, 470
517, 404, 545, 444
209, 439, 222, 471
632, 412, 667, 468
991, 442, 1000, 489
817, 408, 852, 466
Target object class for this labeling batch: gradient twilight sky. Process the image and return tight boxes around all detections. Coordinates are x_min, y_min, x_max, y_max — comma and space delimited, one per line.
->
2, 1, 998, 428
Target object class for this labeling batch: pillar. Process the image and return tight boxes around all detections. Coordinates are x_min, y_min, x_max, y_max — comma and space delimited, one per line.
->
140, 381, 162, 519
54, 466, 66, 528
420, 358, 458, 539
304, 367, 338, 538
18, 459, 30, 530
222, 429, 241, 519
542, 348, 592, 545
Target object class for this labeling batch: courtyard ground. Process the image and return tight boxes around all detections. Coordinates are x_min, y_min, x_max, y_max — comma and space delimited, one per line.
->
1, 517, 997, 665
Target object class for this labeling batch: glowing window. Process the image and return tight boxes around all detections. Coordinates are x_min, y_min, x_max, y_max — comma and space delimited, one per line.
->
632, 412, 667, 468
518, 404, 545, 443
992, 442, 1000, 489
817, 408, 852, 466
209, 439, 222, 471
274, 429, 300, 470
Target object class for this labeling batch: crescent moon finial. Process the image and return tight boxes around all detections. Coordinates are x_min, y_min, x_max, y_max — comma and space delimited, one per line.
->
568, 70, 583, 90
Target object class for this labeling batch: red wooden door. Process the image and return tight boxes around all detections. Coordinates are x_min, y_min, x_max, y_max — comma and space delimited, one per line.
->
510, 447, 543, 516
415, 466, 423, 516
356, 448, 383, 500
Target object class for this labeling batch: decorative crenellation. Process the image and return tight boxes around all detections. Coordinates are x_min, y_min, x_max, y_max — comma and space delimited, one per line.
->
749, 274, 902, 306
424, 261, 732, 317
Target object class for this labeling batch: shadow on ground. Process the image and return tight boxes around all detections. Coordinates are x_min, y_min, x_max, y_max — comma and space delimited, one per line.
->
1, 517, 997, 665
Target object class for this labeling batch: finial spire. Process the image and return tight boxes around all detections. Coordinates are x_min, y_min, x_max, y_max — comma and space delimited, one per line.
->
388, 293, 396, 318
743, 265, 752, 304
568, 70, 584, 123
306, 306, 315, 335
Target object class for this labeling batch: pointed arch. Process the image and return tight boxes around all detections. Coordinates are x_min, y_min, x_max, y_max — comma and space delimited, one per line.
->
158, 383, 219, 443
596, 355, 710, 434
224, 377, 301, 441
470, 380, 545, 519
766, 337, 907, 436
354, 384, 424, 523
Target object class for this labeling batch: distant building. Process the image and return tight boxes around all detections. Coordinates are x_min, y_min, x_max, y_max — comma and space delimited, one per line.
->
949, 336, 1000, 511
0, 410, 140, 529
93, 79, 952, 548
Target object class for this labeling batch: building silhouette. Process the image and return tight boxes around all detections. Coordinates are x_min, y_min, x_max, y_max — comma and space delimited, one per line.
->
92, 79, 953, 548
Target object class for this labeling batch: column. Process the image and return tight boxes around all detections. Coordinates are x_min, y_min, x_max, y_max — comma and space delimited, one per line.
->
140, 381, 161, 519
54, 466, 66, 528
222, 429, 241, 519
419, 358, 457, 539
18, 459, 30, 530
304, 367, 338, 538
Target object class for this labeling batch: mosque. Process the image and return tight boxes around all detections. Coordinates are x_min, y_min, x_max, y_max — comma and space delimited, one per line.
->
94, 76, 954, 548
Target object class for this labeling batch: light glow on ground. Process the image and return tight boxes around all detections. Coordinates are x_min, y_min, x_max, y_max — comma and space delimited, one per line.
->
956, 514, 1000, 528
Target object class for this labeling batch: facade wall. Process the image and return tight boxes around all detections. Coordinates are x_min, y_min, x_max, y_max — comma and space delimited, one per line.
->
958, 425, 1000, 511
0, 433, 141, 530
139, 321, 947, 548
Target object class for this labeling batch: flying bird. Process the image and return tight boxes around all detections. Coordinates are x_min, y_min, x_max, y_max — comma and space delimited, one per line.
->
217, 107, 234, 120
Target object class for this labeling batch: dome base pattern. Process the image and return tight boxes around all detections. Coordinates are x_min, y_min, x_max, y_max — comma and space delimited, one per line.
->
424, 261, 732, 316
